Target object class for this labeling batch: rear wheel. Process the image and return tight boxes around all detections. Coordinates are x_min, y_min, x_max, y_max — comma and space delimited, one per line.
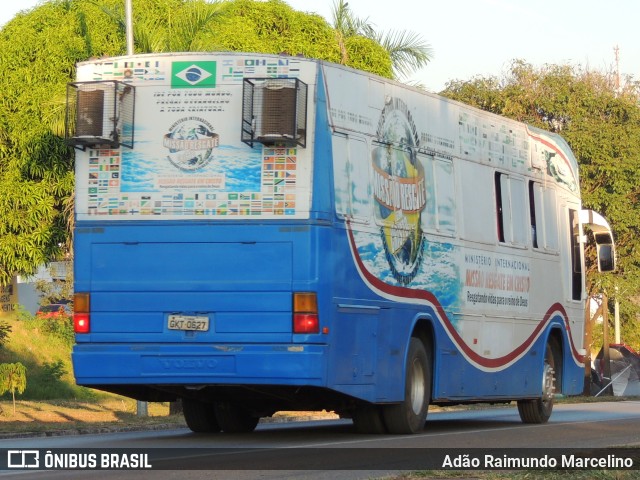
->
517, 342, 556, 423
182, 398, 220, 433
383, 337, 431, 434
352, 405, 387, 434
214, 401, 260, 433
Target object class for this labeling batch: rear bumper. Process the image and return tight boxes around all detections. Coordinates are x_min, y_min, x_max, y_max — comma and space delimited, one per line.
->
72, 343, 327, 386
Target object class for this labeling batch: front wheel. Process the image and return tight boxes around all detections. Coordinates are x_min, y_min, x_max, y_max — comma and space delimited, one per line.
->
517, 343, 556, 423
383, 337, 431, 434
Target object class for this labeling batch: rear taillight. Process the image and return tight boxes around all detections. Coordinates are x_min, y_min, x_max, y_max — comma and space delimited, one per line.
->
294, 313, 319, 334
293, 292, 319, 334
74, 293, 90, 334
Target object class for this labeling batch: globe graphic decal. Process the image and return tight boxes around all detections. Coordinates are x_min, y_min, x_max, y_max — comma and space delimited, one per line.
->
372, 101, 426, 285
185, 68, 203, 83
163, 118, 219, 171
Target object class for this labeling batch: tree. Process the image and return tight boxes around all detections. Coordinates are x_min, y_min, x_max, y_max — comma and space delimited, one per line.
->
442, 60, 640, 349
0, 322, 12, 349
0, 0, 121, 285
0, 362, 27, 414
95, 0, 226, 53
330, 0, 432, 81
0, 0, 405, 286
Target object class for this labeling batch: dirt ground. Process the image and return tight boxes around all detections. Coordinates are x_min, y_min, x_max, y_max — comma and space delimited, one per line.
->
0, 399, 185, 436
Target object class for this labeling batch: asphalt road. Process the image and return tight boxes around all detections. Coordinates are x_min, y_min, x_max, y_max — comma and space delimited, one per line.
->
0, 400, 638, 480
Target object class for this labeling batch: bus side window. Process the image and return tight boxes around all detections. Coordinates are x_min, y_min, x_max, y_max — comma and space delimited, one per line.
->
332, 133, 350, 217
569, 209, 583, 301
434, 159, 456, 234
528, 181, 545, 249
543, 188, 559, 251
510, 178, 526, 245
332, 133, 370, 221
347, 137, 371, 221
528, 181, 538, 248
460, 162, 494, 244
495, 173, 526, 246
495, 172, 505, 242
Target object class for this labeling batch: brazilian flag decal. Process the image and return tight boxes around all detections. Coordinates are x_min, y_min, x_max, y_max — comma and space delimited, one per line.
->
171, 61, 217, 88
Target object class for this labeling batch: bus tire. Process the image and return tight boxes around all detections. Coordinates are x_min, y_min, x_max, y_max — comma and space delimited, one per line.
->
352, 405, 387, 434
383, 337, 430, 434
214, 401, 260, 433
182, 398, 220, 433
517, 342, 556, 423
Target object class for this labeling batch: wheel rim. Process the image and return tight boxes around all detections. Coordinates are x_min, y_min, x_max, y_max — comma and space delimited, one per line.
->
541, 361, 555, 405
410, 357, 426, 415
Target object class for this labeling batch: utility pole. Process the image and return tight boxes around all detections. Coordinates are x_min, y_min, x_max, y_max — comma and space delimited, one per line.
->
601, 293, 614, 396
137, 400, 148, 417
614, 285, 621, 344
583, 297, 594, 395
613, 45, 620, 93
127, 0, 143, 415
125, 0, 134, 56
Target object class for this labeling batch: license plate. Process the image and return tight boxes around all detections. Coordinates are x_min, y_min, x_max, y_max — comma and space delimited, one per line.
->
167, 314, 210, 331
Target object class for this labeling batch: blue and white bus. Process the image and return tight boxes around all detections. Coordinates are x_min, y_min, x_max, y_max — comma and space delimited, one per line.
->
67, 52, 615, 434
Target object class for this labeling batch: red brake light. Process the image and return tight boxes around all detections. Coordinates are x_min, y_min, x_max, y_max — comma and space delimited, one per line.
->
74, 293, 90, 334
293, 292, 319, 334
294, 313, 319, 334
74, 313, 90, 334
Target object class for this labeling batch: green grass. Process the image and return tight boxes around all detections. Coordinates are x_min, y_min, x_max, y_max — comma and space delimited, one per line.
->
0, 310, 103, 401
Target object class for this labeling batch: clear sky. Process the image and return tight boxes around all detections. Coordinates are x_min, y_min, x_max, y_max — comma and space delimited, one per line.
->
2, 0, 638, 92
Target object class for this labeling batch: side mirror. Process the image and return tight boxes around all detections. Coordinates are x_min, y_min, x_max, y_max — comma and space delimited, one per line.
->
595, 233, 615, 272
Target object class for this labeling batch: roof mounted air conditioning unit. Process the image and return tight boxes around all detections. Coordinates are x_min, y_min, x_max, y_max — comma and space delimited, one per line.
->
241, 78, 307, 148
65, 80, 135, 150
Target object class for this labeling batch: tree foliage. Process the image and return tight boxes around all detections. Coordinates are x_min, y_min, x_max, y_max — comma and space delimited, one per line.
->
0, 362, 27, 414
0, 0, 410, 286
329, 0, 431, 81
0, 322, 11, 348
442, 61, 640, 349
